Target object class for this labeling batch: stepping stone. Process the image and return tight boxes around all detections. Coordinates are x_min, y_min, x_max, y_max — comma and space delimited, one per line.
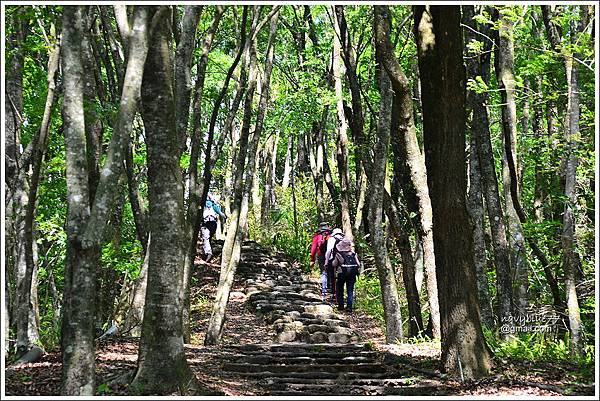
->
309, 332, 329, 343
304, 304, 333, 316
328, 333, 351, 344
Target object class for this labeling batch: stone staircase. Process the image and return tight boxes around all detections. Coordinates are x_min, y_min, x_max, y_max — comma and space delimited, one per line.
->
236, 241, 359, 344
194, 240, 450, 396
192, 343, 448, 396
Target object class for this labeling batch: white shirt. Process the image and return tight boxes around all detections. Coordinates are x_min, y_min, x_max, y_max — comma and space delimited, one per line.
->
324, 232, 345, 267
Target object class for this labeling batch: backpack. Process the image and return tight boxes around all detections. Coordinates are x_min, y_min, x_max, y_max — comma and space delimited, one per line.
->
336, 251, 360, 275
204, 200, 218, 222
328, 232, 345, 263
316, 230, 332, 258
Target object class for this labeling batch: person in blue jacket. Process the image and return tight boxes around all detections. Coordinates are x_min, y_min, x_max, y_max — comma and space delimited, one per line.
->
202, 194, 227, 262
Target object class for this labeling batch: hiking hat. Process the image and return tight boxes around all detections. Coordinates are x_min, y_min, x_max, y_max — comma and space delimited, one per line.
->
318, 222, 330, 230
332, 228, 343, 235
337, 238, 353, 252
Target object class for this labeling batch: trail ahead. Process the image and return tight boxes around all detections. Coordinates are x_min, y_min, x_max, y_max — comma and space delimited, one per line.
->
5, 241, 588, 396
202, 240, 449, 396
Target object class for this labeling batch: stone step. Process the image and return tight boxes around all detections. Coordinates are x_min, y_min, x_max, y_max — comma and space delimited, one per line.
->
221, 362, 389, 374
265, 383, 448, 396
218, 370, 409, 381
226, 343, 371, 353
232, 355, 378, 365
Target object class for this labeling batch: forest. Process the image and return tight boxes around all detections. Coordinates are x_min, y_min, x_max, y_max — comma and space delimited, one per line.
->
3, 2, 597, 397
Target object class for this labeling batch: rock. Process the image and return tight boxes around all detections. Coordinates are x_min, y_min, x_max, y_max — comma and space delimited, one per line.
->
309, 332, 329, 343
307, 324, 331, 333
334, 326, 353, 335
304, 304, 333, 316
275, 321, 304, 333
273, 316, 294, 324
324, 319, 349, 328
286, 311, 301, 320
229, 291, 246, 301
277, 330, 298, 342
300, 312, 317, 319
328, 333, 351, 344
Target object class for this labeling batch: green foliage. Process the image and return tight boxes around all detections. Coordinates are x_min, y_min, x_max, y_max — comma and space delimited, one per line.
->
353, 272, 385, 326
483, 327, 595, 377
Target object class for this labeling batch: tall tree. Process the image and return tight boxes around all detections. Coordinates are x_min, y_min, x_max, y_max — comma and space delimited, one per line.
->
368, 35, 403, 343
332, 6, 353, 239
374, 5, 441, 339
130, 6, 199, 394
541, 4, 589, 356
60, 5, 151, 394
492, 7, 529, 316
414, 5, 492, 379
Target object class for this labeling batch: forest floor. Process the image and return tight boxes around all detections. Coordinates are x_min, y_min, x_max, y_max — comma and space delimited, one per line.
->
4, 240, 595, 397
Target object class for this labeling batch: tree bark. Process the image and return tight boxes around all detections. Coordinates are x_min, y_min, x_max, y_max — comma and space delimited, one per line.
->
175, 6, 204, 154
462, 6, 514, 324
493, 8, 529, 317
61, 5, 152, 394
181, 5, 226, 344
282, 135, 293, 189
205, 6, 263, 345
415, 5, 492, 379
131, 6, 199, 394
60, 6, 98, 394
332, 8, 354, 240
375, 5, 440, 339
368, 60, 403, 343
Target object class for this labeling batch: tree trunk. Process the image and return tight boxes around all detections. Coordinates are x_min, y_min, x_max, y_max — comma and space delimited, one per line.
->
282, 135, 293, 189
415, 5, 492, 379
122, 235, 150, 336
375, 5, 440, 339
261, 130, 279, 225
461, 5, 494, 327
369, 46, 403, 343
332, 9, 353, 240
60, 7, 98, 394
181, 6, 226, 344
175, 5, 203, 154
131, 7, 199, 394
493, 8, 529, 317
205, 6, 263, 345
463, 7, 514, 324
563, 6, 588, 356
61, 5, 152, 394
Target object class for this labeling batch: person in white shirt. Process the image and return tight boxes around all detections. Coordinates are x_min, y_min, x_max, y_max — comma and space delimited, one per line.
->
324, 228, 345, 302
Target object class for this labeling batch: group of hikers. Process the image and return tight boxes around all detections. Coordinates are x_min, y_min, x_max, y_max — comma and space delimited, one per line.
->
310, 222, 362, 314
200, 196, 361, 313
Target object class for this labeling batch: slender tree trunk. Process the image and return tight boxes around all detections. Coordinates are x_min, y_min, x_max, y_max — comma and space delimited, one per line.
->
61, 5, 152, 394
332, 9, 353, 239
493, 8, 529, 316
60, 7, 98, 394
123, 235, 150, 336
205, 7, 262, 345
261, 130, 279, 225
563, 6, 588, 356
180, 6, 225, 344
468, 133, 493, 327
463, 7, 514, 324
175, 6, 203, 154
282, 135, 293, 189
131, 7, 199, 394
415, 5, 492, 379
375, 5, 440, 339
462, 5, 494, 327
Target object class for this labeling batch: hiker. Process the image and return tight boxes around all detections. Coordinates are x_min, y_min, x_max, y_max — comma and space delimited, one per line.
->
323, 228, 346, 302
202, 194, 227, 262
330, 237, 361, 313
310, 222, 332, 299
